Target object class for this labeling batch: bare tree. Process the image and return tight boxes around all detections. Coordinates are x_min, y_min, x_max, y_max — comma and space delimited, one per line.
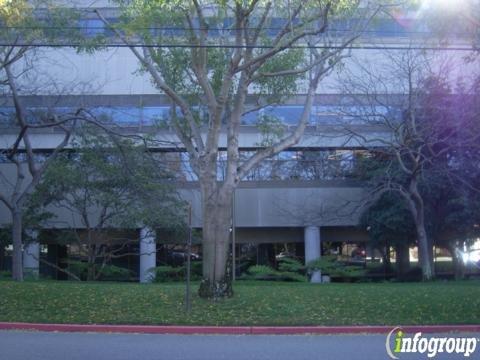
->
0, 0, 85, 280
0, 1, 121, 281
95, 0, 381, 298
338, 48, 480, 280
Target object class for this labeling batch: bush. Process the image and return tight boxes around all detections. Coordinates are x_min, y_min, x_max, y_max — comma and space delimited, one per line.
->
402, 266, 423, 282
23, 269, 39, 281
98, 265, 132, 281
191, 261, 203, 279
65, 259, 88, 279
307, 255, 366, 280
245, 262, 306, 282
246, 265, 278, 280
150, 261, 203, 283
0, 270, 11, 279
365, 263, 395, 275
278, 271, 307, 282
277, 257, 306, 282
278, 257, 305, 273
66, 260, 132, 281
150, 265, 185, 282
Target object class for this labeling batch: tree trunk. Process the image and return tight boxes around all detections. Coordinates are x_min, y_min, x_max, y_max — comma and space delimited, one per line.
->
416, 222, 434, 281
11, 210, 23, 281
428, 237, 435, 274
449, 243, 464, 280
407, 179, 434, 281
87, 246, 96, 281
87, 262, 95, 281
383, 242, 391, 266
395, 241, 410, 280
380, 244, 390, 280
198, 183, 233, 299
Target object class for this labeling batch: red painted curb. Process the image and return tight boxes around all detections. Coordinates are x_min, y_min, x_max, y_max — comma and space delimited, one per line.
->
251, 325, 480, 335
1, 322, 480, 335
251, 326, 389, 335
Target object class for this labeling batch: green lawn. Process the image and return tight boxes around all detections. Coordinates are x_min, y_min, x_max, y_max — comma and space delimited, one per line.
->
0, 280, 479, 326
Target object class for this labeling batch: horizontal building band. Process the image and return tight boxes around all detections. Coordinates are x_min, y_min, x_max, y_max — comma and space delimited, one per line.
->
0, 93, 423, 107
0, 104, 397, 127
0, 125, 392, 151
0, 179, 366, 228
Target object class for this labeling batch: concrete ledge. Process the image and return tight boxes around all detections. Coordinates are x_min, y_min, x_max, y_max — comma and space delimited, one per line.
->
1, 322, 479, 335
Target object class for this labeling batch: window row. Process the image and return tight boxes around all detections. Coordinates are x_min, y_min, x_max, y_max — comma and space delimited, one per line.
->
0, 149, 371, 182
168, 150, 370, 182
77, 17, 444, 39
0, 105, 393, 126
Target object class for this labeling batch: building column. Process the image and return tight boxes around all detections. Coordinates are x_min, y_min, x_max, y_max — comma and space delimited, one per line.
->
304, 226, 322, 283
139, 227, 156, 283
23, 230, 40, 279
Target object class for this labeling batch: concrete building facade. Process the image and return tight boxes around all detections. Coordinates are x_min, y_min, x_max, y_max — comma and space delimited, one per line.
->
0, 1, 477, 281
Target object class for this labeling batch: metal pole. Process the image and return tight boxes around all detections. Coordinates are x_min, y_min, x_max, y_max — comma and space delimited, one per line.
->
232, 190, 236, 281
185, 204, 192, 313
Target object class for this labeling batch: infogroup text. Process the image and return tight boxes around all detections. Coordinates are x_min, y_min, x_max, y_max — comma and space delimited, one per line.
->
386, 327, 478, 358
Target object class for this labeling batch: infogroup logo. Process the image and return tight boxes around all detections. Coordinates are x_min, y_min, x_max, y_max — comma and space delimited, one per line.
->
385, 327, 478, 359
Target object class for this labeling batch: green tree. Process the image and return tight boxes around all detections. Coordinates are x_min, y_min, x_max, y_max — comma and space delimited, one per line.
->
422, 143, 480, 279
30, 128, 185, 281
360, 192, 416, 279
93, 0, 382, 298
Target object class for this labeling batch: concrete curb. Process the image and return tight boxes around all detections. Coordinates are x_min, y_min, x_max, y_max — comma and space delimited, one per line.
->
1, 322, 480, 335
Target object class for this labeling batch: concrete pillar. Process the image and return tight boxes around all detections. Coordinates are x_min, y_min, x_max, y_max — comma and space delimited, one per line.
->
304, 226, 322, 283
139, 227, 156, 283
23, 230, 40, 279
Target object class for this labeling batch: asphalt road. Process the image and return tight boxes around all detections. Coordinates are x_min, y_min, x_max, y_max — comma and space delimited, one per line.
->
0, 331, 479, 360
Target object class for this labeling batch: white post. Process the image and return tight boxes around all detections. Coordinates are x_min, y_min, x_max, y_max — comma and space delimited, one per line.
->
23, 230, 40, 279
139, 227, 156, 283
304, 226, 322, 283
